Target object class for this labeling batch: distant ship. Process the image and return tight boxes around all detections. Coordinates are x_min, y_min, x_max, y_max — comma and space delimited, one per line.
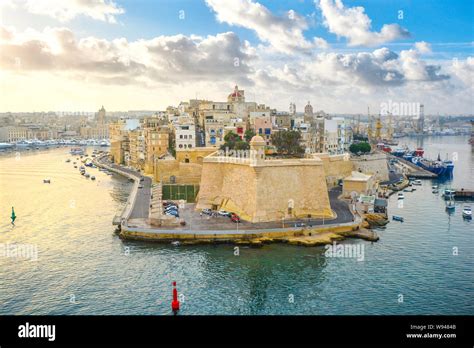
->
391, 147, 453, 177
411, 153, 454, 177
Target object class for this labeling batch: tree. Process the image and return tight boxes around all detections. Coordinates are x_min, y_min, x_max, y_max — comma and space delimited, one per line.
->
271, 130, 305, 157
168, 131, 176, 157
220, 131, 249, 151
349, 142, 371, 154
244, 129, 256, 142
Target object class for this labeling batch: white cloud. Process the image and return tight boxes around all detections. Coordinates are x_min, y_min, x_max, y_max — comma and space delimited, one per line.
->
319, 0, 410, 47
4, 0, 125, 23
206, 0, 327, 54
0, 26, 256, 86
414, 41, 432, 54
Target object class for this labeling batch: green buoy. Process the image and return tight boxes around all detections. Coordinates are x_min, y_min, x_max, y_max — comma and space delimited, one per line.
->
11, 207, 16, 225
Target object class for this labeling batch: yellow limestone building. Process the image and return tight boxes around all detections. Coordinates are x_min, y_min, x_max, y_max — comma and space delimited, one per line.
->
196, 136, 333, 222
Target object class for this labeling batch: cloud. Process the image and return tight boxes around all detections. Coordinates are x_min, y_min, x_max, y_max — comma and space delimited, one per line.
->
0, 26, 256, 86
206, 0, 327, 54
251, 47, 449, 93
319, 0, 410, 46
4, 0, 125, 23
414, 41, 432, 54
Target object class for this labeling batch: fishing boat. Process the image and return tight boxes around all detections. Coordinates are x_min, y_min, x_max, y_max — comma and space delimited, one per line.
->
392, 215, 404, 222
462, 206, 472, 219
411, 153, 454, 177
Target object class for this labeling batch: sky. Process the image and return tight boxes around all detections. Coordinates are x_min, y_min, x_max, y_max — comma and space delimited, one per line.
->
0, 0, 472, 114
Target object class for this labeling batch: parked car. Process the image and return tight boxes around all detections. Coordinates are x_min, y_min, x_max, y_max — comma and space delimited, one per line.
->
138, 184, 144, 189
230, 213, 240, 223
165, 211, 179, 218
165, 205, 179, 210
140, 177, 144, 182
218, 210, 231, 217
202, 208, 213, 215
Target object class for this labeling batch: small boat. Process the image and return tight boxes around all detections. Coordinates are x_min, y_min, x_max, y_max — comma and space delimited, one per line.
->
432, 185, 438, 189
432, 189, 439, 194
412, 180, 422, 186
43, 179, 51, 184
171, 241, 181, 246
462, 206, 472, 219
392, 215, 404, 222
442, 189, 456, 200
446, 199, 455, 210
397, 192, 405, 199
91, 176, 96, 180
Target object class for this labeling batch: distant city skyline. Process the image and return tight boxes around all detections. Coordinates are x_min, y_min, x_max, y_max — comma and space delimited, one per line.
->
0, 0, 472, 114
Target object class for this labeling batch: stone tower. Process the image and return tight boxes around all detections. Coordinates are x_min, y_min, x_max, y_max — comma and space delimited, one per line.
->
250, 135, 265, 165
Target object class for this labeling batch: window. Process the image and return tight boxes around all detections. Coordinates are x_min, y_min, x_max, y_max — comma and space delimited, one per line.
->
179, 144, 183, 148
189, 135, 192, 139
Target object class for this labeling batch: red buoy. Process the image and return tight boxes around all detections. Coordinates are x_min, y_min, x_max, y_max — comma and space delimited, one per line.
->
171, 281, 180, 315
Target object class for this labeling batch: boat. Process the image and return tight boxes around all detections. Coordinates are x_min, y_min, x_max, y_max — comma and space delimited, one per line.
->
0, 142, 14, 149
15, 140, 32, 148
70, 147, 84, 155
411, 153, 454, 177
43, 179, 51, 184
446, 199, 455, 211
412, 180, 422, 186
462, 206, 472, 219
392, 215, 404, 222
442, 189, 455, 200
397, 192, 405, 199
432, 185, 438, 189
432, 189, 439, 194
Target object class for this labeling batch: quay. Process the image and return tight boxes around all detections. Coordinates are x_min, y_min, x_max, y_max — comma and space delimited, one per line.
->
93, 154, 379, 246
389, 154, 437, 179
453, 189, 474, 200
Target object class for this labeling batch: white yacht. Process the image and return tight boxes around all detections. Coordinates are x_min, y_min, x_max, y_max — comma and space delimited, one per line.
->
0, 142, 14, 149
462, 206, 472, 219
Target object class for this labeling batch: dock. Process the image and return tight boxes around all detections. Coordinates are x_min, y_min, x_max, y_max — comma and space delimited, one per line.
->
389, 154, 437, 178
453, 189, 474, 199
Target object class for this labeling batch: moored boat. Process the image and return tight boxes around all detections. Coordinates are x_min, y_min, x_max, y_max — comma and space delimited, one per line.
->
462, 206, 472, 219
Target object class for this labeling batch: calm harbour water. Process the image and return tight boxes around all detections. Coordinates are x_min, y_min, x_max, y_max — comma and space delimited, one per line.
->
0, 137, 473, 315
